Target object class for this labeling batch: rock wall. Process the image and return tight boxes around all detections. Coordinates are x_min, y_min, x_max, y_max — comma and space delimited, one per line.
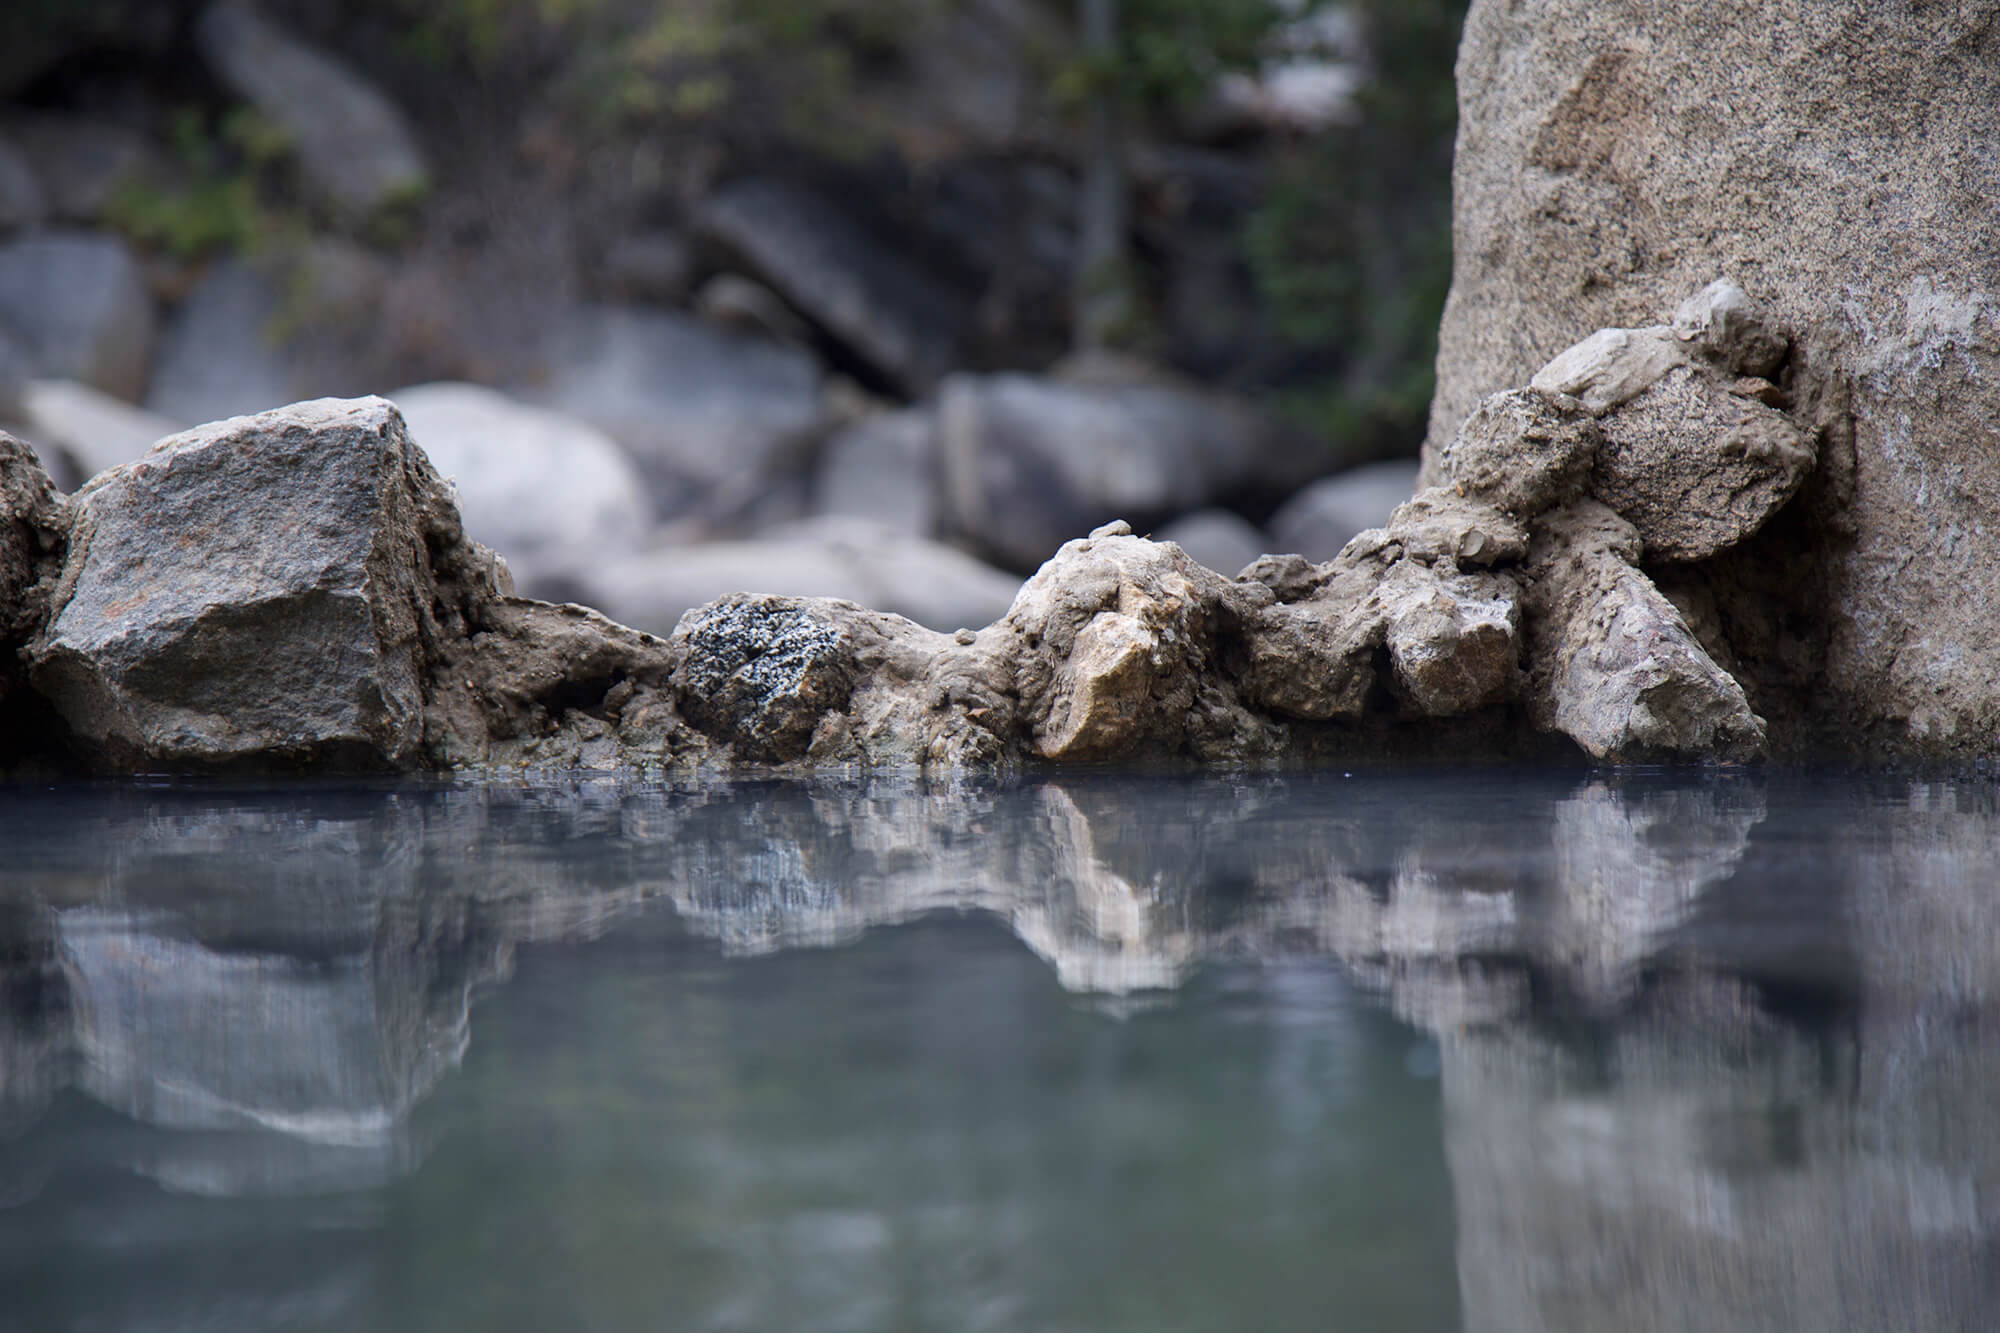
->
1426, 1, 2000, 756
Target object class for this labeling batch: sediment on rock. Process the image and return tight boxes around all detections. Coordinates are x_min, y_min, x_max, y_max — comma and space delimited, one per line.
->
0, 280, 1839, 774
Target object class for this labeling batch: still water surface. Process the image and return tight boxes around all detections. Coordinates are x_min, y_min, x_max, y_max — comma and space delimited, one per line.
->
1, 769, 1997, 1331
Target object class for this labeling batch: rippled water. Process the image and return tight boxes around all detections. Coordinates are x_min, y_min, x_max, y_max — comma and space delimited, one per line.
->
2, 769, 1999, 1332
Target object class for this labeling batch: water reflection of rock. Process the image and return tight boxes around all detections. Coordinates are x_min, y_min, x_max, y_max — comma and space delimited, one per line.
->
1440, 780, 2000, 1333
3, 765, 2000, 1333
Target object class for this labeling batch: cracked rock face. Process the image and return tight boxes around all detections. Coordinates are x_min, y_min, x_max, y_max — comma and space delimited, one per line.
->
0, 434, 66, 715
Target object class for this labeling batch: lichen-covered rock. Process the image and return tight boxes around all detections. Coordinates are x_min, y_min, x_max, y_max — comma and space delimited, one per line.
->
669, 596, 858, 763
1522, 502, 1765, 761
29, 399, 446, 768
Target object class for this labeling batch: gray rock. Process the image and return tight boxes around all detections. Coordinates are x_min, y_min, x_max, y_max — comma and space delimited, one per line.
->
1265, 460, 1419, 563
2, 118, 153, 223
1529, 326, 1684, 415
194, 2, 428, 217
698, 177, 968, 395
577, 519, 1021, 637
1153, 508, 1269, 578
0, 137, 45, 233
1672, 277, 1787, 378
0, 230, 156, 401
18, 379, 182, 484
525, 304, 825, 510
30, 398, 444, 769
938, 367, 1291, 571
386, 382, 652, 585
812, 407, 937, 536
1428, 0, 2000, 756
1521, 501, 1764, 761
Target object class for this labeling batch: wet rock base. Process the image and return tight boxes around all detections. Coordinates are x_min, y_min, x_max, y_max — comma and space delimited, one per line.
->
0, 283, 1861, 775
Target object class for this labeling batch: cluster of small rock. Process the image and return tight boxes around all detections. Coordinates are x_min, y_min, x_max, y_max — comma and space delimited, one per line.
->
0, 280, 1817, 774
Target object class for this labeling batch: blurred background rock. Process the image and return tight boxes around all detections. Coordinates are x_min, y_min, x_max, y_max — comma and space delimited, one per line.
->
0, 0, 1462, 634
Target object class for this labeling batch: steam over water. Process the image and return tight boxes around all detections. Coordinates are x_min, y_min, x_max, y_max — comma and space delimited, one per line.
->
3, 770, 1998, 1331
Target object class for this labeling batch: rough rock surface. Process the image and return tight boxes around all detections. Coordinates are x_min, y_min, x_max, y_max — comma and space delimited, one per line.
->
1521, 502, 1764, 761
29, 400, 448, 768
0, 433, 65, 711
194, 2, 428, 218
1428, 1, 2000, 755
1, 266, 1835, 779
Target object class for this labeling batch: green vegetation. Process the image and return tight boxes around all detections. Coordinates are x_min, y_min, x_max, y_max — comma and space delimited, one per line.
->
1245, 0, 1468, 457
105, 106, 296, 260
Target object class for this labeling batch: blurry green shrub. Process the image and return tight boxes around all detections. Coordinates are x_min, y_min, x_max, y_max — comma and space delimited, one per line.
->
105, 106, 297, 260
1244, 0, 1468, 459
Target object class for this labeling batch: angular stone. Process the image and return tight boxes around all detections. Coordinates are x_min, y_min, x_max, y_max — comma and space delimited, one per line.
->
1001, 528, 1267, 760
0, 230, 155, 401
1378, 561, 1519, 717
1385, 489, 1530, 568
1522, 502, 1765, 761
195, 2, 428, 217
1529, 326, 1684, 415
1591, 364, 1815, 563
1432, 388, 1598, 518
30, 398, 444, 769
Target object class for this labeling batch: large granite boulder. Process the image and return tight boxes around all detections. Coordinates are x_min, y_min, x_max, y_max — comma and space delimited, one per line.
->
194, 2, 428, 218
29, 399, 457, 769
1427, 1, 2000, 755
0, 230, 155, 401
